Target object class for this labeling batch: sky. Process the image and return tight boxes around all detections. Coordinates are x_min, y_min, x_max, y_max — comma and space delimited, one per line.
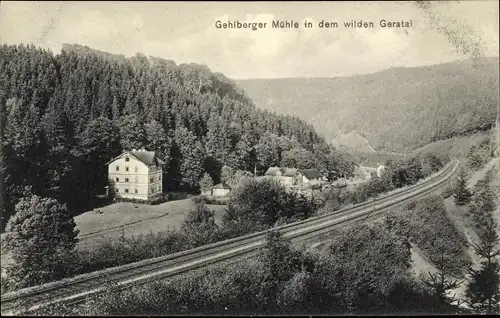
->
1, 1, 498, 79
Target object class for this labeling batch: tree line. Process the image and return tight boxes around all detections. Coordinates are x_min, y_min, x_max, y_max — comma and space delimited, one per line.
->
29, 213, 500, 316
0, 43, 355, 231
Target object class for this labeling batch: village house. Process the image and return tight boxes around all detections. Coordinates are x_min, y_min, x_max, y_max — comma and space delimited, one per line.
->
264, 167, 303, 186
107, 149, 165, 201
355, 166, 377, 180
212, 182, 232, 197
300, 168, 324, 184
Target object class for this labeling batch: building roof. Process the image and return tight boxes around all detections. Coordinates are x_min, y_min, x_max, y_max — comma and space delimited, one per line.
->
358, 165, 378, 172
108, 149, 165, 166
265, 167, 281, 176
264, 167, 300, 177
283, 168, 300, 177
301, 168, 323, 180
213, 182, 232, 190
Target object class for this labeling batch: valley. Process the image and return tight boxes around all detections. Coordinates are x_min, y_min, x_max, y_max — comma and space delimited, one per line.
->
236, 58, 499, 153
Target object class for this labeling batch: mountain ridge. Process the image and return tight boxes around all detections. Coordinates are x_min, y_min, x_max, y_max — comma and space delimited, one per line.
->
235, 57, 499, 152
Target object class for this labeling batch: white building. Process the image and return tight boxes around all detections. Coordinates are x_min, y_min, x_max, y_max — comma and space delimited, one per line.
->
264, 167, 302, 186
107, 149, 165, 201
212, 182, 232, 197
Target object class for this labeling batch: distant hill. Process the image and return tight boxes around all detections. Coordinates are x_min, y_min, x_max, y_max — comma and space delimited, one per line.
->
332, 131, 376, 153
236, 58, 499, 152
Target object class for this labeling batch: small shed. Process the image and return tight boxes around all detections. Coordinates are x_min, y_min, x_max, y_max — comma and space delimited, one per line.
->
212, 182, 232, 197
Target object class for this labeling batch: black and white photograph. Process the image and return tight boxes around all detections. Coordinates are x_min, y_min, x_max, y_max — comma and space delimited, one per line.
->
0, 0, 499, 315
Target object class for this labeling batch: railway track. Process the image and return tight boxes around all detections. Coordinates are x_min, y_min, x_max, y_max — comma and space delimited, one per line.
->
1, 159, 460, 315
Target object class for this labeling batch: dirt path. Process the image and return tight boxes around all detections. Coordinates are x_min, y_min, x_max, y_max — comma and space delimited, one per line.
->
467, 157, 499, 189
411, 157, 499, 304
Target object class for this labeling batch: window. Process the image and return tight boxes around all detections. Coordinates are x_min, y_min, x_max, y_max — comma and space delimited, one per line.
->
115, 177, 119, 182
125, 157, 129, 162
116, 188, 119, 193
135, 166, 138, 172
125, 178, 129, 182
116, 166, 119, 171
135, 176, 138, 183
150, 177, 154, 183
158, 175, 161, 181
134, 189, 138, 194
125, 166, 129, 172
124, 189, 129, 193
151, 187, 154, 194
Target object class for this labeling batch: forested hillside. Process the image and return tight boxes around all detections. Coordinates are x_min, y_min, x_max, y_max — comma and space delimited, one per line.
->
0, 43, 354, 231
236, 58, 499, 152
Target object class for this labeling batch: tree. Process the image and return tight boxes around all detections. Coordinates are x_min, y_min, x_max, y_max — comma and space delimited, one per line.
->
465, 219, 500, 314
80, 117, 122, 161
420, 152, 444, 175
118, 114, 147, 151
199, 172, 214, 194
466, 146, 484, 170
223, 178, 291, 230
320, 187, 345, 213
0, 92, 7, 227
255, 132, 281, 171
283, 192, 315, 222
180, 203, 219, 248
314, 223, 414, 313
257, 230, 303, 313
234, 133, 256, 171
453, 169, 472, 206
172, 125, 205, 191
144, 120, 171, 162
205, 116, 232, 166
220, 165, 253, 188
419, 254, 463, 313
2, 195, 79, 290
469, 176, 496, 234
78, 117, 122, 205
280, 147, 317, 169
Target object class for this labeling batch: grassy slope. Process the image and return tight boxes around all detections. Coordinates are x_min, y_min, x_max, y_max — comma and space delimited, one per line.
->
411, 132, 491, 161
492, 161, 500, 227
1, 199, 227, 267
76, 200, 227, 250
411, 157, 499, 301
236, 58, 499, 152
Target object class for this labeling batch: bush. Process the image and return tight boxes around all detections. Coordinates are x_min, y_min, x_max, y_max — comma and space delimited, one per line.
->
166, 192, 190, 201
1, 275, 9, 294
441, 184, 455, 199
114, 195, 167, 205
386, 196, 471, 276
29, 221, 464, 316
74, 230, 189, 274
180, 203, 220, 248
191, 195, 209, 204
191, 195, 229, 205
223, 178, 312, 229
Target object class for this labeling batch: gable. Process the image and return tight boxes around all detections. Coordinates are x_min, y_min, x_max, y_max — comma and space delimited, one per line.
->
213, 182, 232, 190
108, 153, 147, 167
108, 150, 164, 167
